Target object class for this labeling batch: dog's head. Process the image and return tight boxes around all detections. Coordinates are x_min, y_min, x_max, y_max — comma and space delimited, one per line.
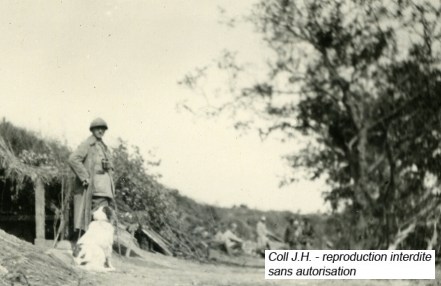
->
92, 206, 114, 223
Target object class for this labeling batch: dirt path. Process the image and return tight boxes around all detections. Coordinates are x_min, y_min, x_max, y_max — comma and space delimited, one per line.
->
82, 252, 438, 286
0, 228, 437, 286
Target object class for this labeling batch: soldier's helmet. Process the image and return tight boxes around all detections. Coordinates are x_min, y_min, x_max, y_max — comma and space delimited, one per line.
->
89, 118, 108, 131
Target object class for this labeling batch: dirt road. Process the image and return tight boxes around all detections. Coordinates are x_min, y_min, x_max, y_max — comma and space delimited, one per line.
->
83, 252, 438, 286
0, 228, 437, 286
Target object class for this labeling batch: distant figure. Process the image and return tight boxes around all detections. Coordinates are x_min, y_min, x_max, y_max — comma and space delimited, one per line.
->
301, 218, 314, 250
256, 216, 269, 254
284, 217, 302, 249
212, 223, 243, 256
222, 223, 243, 255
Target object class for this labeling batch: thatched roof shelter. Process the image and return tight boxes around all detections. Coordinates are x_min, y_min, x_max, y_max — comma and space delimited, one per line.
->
0, 120, 73, 246
0, 118, 72, 184
0, 136, 62, 185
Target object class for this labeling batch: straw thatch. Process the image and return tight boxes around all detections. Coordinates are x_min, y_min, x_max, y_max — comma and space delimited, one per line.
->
0, 136, 61, 186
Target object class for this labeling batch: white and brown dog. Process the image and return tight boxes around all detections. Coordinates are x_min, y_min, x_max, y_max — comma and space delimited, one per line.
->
73, 206, 115, 272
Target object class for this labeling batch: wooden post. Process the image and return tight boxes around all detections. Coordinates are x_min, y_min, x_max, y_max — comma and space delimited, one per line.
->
34, 178, 46, 246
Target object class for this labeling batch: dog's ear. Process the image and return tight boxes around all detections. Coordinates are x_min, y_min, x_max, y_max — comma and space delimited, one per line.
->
102, 206, 114, 222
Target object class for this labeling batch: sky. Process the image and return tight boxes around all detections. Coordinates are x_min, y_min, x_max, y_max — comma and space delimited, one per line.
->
0, 0, 328, 213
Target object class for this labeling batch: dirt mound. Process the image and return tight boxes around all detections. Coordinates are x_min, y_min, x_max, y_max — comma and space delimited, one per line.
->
0, 229, 86, 286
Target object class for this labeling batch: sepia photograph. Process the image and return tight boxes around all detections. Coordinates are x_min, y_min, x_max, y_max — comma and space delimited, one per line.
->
0, 0, 440, 285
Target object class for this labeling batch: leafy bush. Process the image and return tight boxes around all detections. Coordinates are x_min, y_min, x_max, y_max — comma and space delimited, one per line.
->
111, 139, 171, 230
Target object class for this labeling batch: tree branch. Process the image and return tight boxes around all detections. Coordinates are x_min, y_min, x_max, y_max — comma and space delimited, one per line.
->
388, 221, 416, 250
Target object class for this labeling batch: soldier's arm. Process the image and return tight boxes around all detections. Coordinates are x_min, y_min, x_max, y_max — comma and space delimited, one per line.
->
68, 141, 90, 183
106, 149, 115, 178
227, 231, 243, 243
107, 149, 115, 171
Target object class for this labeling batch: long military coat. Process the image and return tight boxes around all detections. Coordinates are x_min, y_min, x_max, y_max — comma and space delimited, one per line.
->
68, 135, 114, 230
256, 221, 268, 249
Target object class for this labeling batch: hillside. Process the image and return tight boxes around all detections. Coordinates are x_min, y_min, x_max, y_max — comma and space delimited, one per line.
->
0, 119, 328, 259
169, 191, 330, 246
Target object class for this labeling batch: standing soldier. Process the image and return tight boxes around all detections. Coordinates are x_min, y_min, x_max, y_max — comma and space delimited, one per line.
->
301, 218, 314, 250
68, 118, 115, 238
256, 216, 269, 255
284, 217, 302, 250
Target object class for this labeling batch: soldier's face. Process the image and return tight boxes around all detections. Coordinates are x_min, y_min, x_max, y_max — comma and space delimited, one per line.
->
92, 127, 106, 139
